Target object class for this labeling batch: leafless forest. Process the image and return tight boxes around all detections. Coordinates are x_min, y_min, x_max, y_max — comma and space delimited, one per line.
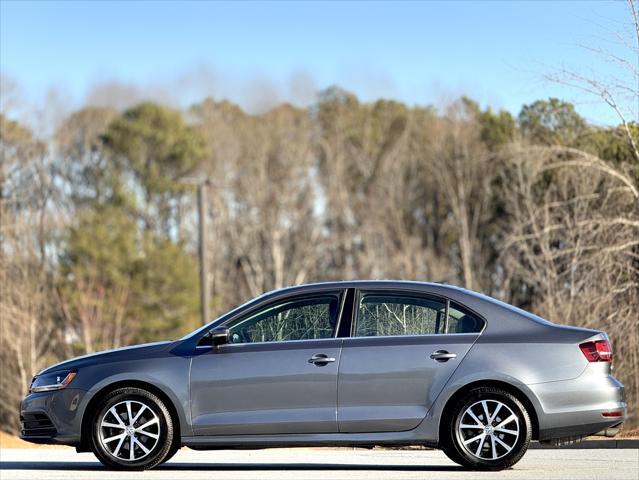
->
1, 3, 638, 435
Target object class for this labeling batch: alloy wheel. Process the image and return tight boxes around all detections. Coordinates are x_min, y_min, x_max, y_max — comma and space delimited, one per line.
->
457, 399, 520, 460
98, 400, 161, 462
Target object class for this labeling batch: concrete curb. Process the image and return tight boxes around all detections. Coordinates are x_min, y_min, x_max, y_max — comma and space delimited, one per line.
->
530, 439, 639, 449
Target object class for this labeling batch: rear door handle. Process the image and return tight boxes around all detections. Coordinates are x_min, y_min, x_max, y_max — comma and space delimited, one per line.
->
308, 353, 336, 366
430, 350, 457, 362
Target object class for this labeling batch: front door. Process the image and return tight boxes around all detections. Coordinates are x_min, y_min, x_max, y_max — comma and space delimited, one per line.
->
337, 290, 481, 432
190, 290, 345, 435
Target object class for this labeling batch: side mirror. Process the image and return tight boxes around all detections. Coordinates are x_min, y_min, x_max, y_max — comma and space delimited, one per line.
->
208, 326, 230, 347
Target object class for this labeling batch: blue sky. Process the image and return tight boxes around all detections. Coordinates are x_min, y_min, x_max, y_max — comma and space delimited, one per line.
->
0, 1, 633, 125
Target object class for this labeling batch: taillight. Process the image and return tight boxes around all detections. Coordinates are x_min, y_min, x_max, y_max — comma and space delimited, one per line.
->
579, 339, 613, 362
601, 411, 624, 418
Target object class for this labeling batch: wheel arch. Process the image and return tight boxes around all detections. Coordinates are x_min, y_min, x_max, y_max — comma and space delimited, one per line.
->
438, 379, 540, 442
78, 379, 183, 452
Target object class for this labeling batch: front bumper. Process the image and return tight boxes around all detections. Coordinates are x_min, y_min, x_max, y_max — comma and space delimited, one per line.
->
529, 373, 626, 441
20, 388, 87, 446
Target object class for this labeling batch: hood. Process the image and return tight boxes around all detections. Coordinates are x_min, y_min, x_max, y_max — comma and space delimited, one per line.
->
38, 341, 174, 375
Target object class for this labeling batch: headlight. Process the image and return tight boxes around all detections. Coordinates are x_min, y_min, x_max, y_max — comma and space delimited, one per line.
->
30, 370, 77, 393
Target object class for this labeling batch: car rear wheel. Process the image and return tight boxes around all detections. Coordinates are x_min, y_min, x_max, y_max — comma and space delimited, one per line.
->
442, 386, 531, 470
90, 387, 174, 470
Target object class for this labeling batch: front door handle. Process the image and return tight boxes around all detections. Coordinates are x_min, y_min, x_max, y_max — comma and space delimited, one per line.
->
430, 350, 457, 362
308, 353, 336, 366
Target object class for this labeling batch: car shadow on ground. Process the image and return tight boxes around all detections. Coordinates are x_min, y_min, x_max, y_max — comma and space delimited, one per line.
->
0, 461, 465, 472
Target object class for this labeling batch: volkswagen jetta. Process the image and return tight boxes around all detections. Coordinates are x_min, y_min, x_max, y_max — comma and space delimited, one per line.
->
20, 281, 626, 470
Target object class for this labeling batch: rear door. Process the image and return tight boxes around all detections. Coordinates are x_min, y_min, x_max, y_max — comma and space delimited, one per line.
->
337, 289, 483, 433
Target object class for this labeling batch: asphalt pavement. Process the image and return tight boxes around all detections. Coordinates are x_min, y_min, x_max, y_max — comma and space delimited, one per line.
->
0, 447, 637, 480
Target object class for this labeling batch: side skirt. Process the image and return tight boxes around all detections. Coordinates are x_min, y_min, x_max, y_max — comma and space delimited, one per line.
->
182, 431, 438, 450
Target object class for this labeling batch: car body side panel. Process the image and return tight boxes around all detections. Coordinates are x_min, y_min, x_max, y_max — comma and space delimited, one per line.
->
424, 321, 625, 441
337, 334, 478, 432
528, 363, 626, 438
20, 355, 194, 444
423, 369, 546, 441
450, 337, 588, 389
190, 339, 342, 435
81, 365, 193, 436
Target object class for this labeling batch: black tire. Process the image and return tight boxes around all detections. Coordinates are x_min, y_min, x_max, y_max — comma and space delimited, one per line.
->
442, 387, 531, 471
441, 441, 466, 466
90, 387, 174, 470
159, 442, 181, 465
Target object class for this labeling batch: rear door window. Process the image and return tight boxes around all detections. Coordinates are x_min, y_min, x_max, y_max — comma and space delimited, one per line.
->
355, 293, 446, 337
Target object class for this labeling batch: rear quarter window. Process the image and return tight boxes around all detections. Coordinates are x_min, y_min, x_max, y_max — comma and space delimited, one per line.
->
448, 302, 485, 333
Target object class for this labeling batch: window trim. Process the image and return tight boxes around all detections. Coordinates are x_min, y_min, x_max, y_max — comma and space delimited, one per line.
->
446, 299, 486, 335
336, 288, 356, 338
353, 290, 448, 338
350, 288, 486, 338
444, 298, 450, 333
216, 290, 347, 346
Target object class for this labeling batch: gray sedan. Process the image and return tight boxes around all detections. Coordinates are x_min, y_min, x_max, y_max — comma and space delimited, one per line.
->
20, 281, 626, 470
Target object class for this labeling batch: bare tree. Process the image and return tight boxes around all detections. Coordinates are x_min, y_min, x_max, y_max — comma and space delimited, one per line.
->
427, 102, 496, 290
546, 0, 639, 161
57, 267, 131, 354
0, 116, 61, 433
500, 144, 639, 424
526, 0, 639, 423
193, 101, 323, 312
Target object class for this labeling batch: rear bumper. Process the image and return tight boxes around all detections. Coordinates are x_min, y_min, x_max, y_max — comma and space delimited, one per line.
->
538, 419, 625, 441
529, 373, 626, 441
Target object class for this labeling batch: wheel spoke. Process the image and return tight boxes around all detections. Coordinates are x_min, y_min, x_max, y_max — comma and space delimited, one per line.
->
463, 433, 484, 445
475, 434, 487, 457
101, 421, 125, 430
109, 407, 125, 426
103, 433, 126, 444
494, 435, 514, 452
490, 403, 502, 423
490, 434, 498, 459
129, 436, 135, 460
481, 401, 491, 423
126, 401, 133, 425
460, 423, 483, 429
495, 427, 518, 435
113, 435, 126, 457
131, 404, 147, 425
133, 436, 150, 454
136, 428, 159, 439
467, 409, 484, 427
495, 414, 517, 429
136, 417, 159, 431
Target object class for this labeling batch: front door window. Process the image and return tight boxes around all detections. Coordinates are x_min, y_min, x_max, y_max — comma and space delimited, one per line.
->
228, 294, 340, 344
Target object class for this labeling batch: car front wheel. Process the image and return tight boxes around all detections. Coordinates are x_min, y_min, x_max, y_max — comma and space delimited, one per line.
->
90, 387, 174, 470
443, 386, 532, 470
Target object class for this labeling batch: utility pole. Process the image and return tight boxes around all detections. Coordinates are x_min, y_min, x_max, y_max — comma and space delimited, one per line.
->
197, 181, 210, 326
180, 177, 213, 326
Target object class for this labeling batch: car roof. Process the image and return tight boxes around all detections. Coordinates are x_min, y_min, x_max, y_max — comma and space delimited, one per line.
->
253, 280, 500, 312
271, 279, 476, 297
